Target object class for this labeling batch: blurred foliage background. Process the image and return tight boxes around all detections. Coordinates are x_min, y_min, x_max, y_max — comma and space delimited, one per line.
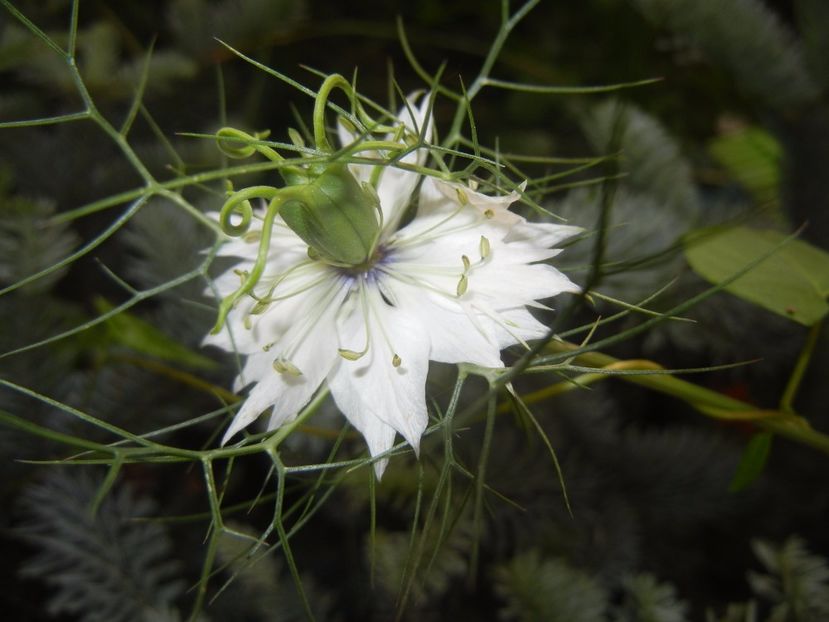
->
2, 0, 829, 620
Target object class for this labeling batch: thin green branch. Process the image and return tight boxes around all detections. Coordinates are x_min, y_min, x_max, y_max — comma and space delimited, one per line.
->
0, 111, 90, 128
120, 40, 156, 137
1, 0, 65, 56
480, 76, 662, 94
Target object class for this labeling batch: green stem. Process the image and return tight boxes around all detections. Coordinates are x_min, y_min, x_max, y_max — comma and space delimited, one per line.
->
211, 188, 302, 333
780, 320, 823, 413
544, 340, 829, 456
313, 74, 355, 152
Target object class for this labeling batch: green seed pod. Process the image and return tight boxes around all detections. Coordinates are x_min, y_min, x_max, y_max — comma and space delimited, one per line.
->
281, 163, 381, 266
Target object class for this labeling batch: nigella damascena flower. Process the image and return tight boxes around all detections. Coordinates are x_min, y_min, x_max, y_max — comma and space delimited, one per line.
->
205, 91, 581, 476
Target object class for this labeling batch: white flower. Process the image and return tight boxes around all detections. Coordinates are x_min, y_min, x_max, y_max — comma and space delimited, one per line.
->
205, 97, 581, 476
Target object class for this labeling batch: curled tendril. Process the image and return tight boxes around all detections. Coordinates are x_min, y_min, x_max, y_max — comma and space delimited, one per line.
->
211, 187, 304, 334
312, 74, 400, 154
219, 185, 280, 236
211, 72, 418, 334
216, 127, 284, 163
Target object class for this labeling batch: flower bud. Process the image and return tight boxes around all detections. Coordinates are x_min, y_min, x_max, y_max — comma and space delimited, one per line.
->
281, 163, 381, 266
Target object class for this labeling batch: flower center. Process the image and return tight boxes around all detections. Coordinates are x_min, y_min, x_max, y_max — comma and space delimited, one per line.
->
337, 244, 388, 277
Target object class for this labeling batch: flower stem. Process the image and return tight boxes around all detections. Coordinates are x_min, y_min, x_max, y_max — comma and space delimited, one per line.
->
540, 340, 829, 456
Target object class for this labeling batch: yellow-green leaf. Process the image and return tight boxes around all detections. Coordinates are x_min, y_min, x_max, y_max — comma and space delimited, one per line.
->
685, 226, 829, 326
729, 432, 773, 492
95, 298, 216, 369
709, 127, 781, 210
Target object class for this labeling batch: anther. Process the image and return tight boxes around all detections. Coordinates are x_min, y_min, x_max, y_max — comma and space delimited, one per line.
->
392, 354, 402, 367
456, 188, 469, 206
273, 358, 302, 376
462, 255, 471, 271
338, 348, 366, 361
479, 236, 491, 259
457, 274, 469, 297
483, 209, 494, 219
243, 316, 252, 330
251, 300, 271, 315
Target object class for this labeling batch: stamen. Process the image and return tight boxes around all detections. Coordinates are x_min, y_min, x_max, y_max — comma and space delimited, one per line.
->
338, 348, 367, 361
273, 358, 303, 376
338, 278, 372, 361
461, 255, 471, 271
276, 272, 350, 367
479, 236, 491, 259
457, 274, 469, 297
251, 299, 271, 315
455, 188, 469, 205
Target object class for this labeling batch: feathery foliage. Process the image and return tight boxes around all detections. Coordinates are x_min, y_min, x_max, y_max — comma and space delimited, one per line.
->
631, 0, 819, 109
17, 469, 184, 622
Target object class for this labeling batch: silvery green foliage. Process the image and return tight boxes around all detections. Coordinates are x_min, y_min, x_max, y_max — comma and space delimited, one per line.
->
630, 0, 819, 110
213, 522, 338, 622
581, 100, 699, 222
124, 198, 217, 346
556, 188, 686, 300
1, 21, 196, 100
371, 521, 472, 609
614, 574, 690, 622
0, 173, 78, 295
708, 537, 829, 622
749, 537, 829, 622
168, 0, 307, 57
18, 470, 185, 622
494, 551, 607, 622
557, 101, 699, 300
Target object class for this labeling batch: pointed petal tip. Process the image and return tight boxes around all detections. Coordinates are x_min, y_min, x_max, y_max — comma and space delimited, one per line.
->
220, 425, 238, 447
372, 458, 389, 480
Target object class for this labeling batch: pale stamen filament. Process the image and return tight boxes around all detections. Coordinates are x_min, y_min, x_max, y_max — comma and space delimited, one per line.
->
272, 273, 351, 374
338, 277, 373, 361
474, 302, 531, 351
363, 277, 404, 367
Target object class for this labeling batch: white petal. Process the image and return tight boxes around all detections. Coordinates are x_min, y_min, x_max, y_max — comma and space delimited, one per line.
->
506, 222, 583, 247
376, 93, 435, 235
417, 177, 525, 226
389, 280, 504, 368
327, 286, 430, 478
221, 274, 350, 443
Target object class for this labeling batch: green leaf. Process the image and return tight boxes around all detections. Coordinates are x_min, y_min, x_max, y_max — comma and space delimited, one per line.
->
94, 297, 216, 369
709, 127, 782, 211
685, 226, 829, 326
729, 432, 773, 492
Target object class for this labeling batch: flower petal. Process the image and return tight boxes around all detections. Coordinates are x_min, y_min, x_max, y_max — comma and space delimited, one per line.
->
327, 286, 430, 478
389, 279, 504, 368
221, 274, 350, 443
